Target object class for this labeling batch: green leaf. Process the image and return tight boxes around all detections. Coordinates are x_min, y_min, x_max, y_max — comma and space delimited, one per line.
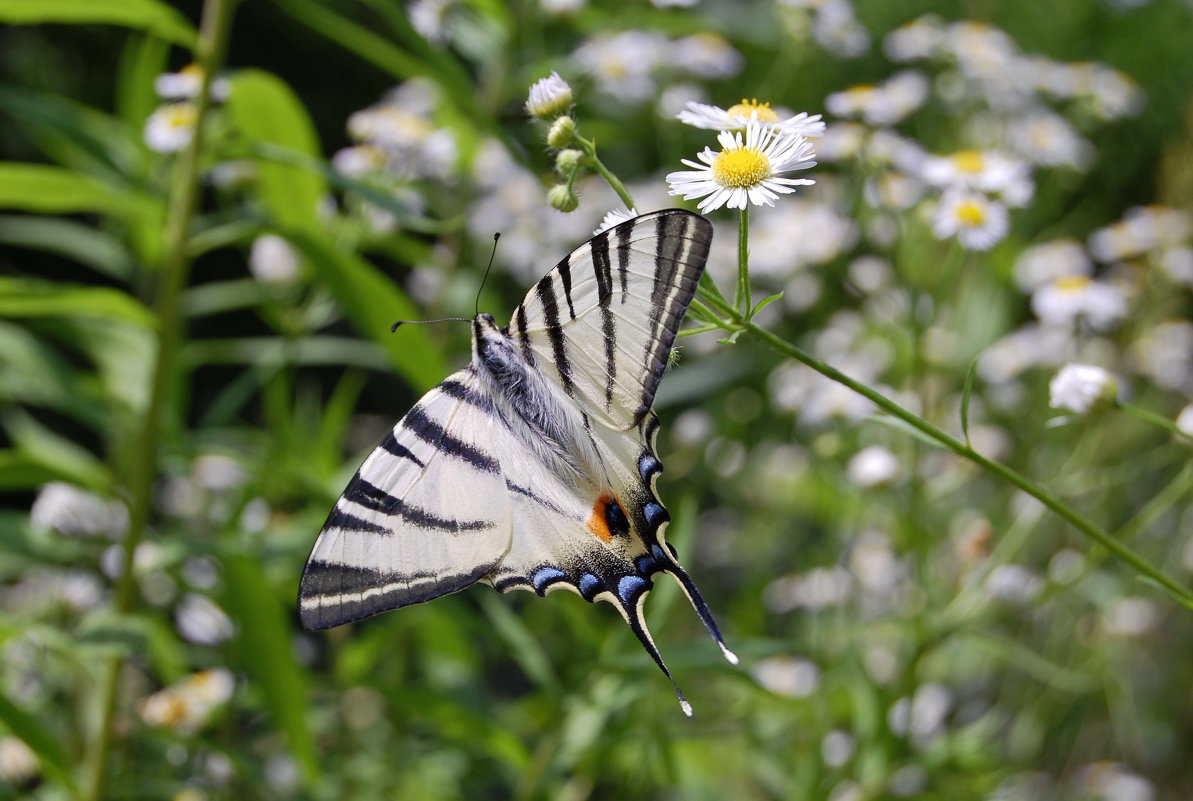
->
116, 34, 170, 132
0, 87, 147, 182
0, 321, 109, 430
1, 408, 112, 490
0, 693, 77, 791
960, 356, 979, 445
0, 278, 155, 327
0, 163, 160, 221
0, 0, 197, 46
748, 291, 784, 320
222, 553, 319, 786
285, 232, 448, 391
225, 70, 325, 231
0, 215, 134, 281
0, 449, 71, 490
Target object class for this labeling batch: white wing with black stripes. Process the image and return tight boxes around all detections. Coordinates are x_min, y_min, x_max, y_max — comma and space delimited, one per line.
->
507, 210, 712, 430
298, 369, 513, 629
299, 209, 731, 715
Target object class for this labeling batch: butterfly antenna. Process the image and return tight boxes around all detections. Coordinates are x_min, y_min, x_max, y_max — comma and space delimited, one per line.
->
619, 597, 693, 716
390, 317, 469, 332
474, 232, 500, 319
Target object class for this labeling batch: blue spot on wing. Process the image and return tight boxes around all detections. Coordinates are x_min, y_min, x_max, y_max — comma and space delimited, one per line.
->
618, 575, 648, 604
643, 502, 669, 529
635, 554, 658, 575
638, 454, 662, 480
532, 566, 567, 593
579, 573, 601, 599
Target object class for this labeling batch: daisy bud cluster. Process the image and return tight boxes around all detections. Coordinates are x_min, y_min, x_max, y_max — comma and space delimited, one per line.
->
525, 72, 591, 213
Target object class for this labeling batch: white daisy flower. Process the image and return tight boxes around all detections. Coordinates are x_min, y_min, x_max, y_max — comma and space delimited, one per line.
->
672, 33, 744, 79
1012, 239, 1092, 292
931, 190, 1009, 251
154, 64, 231, 102
1049, 364, 1118, 414
1031, 275, 1127, 331
883, 14, 945, 62
921, 149, 1034, 207
249, 235, 301, 284
525, 71, 573, 119
572, 31, 668, 102
594, 207, 640, 235
825, 71, 929, 127
666, 121, 816, 213
677, 99, 825, 137
144, 102, 197, 153
1176, 404, 1193, 438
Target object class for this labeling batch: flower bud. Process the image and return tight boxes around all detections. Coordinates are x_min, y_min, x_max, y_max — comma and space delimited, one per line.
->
547, 184, 579, 212
526, 72, 573, 120
554, 148, 583, 175
1048, 364, 1117, 415
547, 115, 577, 148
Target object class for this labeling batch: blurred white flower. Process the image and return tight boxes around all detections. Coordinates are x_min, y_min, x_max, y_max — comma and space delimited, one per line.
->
677, 99, 825, 136
846, 445, 899, 487
921, 150, 1033, 206
176, 593, 235, 645
667, 121, 816, 213
140, 669, 235, 733
883, 15, 945, 62
5, 569, 105, 615
409, 0, 454, 44
983, 563, 1043, 603
1049, 364, 1118, 414
1130, 320, 1193, 392
331, 144, 388, 178
1158, 246, 1193, 287
1031, 276, 1126, 330
154, 64, 230, 102
525, 71, 573, 119
889, 684, 952, 746
1102, 596, 1159, 637
594, 207, 639, 235
144, 102, 196, 153
931, 190, 1009, 251
1013, 239, 1092, 292
752, 656, 821, 698
249, 235, 301, 285
1088, 206, 1191, 262
30, 482, 127, 538
671, 33, 743, 78
763, 566, 853, 612
825, 71, 929, 126
809, 0, 870, 58
572, 31, 668, 102
821, 730, 856, 767
1176, 404, 1193, 438
0, 737, 39, 785
1007, 111, 1093, 168
1076, 763, 1155, 801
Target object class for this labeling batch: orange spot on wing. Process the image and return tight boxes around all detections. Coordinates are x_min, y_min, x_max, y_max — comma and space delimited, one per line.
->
587, 495, 614, 542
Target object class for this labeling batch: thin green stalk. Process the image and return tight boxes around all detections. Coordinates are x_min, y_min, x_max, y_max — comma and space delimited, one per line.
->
577, 135, 635, 211
736, 206, 750, 318
740, 319, 1193, 609
1119, 400, 1193, 441
82, 1, 238, 799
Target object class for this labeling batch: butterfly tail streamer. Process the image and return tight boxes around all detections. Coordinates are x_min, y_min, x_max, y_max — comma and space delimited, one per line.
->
666, 562, 739, 665
618, 594, 694, 717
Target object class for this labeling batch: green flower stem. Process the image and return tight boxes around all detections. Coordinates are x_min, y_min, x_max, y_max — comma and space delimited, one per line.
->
691, 282, 1193, 609
1119, 400, 1193, 441
576, 135, 635, 211
736, 206, 750, 318
82, 1, 238, 799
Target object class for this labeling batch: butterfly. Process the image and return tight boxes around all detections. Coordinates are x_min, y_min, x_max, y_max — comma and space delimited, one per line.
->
298, 208, 736, 715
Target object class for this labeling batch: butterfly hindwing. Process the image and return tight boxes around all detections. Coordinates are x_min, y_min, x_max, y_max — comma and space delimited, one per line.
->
508, 210, 713, 431
298, 368, 513, 629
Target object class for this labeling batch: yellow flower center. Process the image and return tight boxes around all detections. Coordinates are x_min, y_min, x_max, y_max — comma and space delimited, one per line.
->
713, 147, 771, 188
180, 63, 203, 77
726, 99, 780, 124
953, 150, 986, 173
1055, 275, 1092, 292
956, 200, 986, 226
165, 104, 197, 129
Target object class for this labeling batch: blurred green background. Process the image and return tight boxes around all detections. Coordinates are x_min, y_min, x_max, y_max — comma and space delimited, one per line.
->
2, 0, 1193, 799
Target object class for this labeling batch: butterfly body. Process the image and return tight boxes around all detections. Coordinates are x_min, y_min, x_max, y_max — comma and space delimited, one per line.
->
299, 209, 734, 713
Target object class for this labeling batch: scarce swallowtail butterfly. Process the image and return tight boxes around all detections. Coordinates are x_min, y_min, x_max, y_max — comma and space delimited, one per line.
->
298, 209, 736, 715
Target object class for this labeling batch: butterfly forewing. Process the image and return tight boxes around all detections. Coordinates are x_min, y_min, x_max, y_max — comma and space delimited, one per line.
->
298, 368, 514, 629
508, 210, 713, 431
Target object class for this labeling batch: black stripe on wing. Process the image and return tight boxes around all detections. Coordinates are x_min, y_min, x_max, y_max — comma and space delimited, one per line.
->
341, 475, 493, 531
299, 562, 493, 629
404, 405, 500, 474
